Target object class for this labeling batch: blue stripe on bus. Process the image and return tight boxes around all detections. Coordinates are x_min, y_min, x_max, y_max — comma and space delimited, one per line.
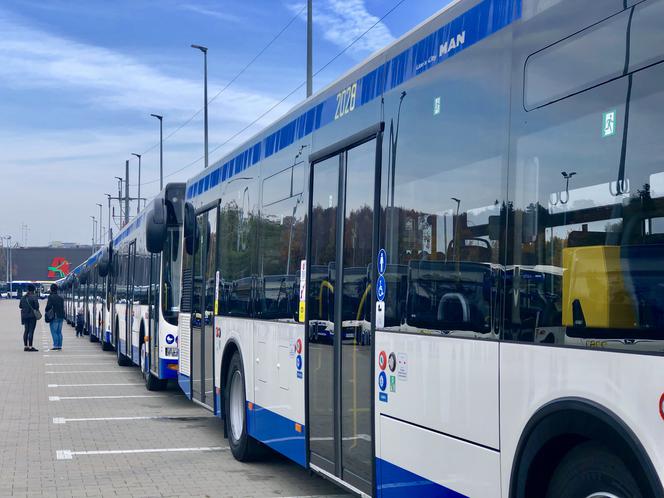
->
178, 373, 192, 399
247, 402, 306, 468
185, 0, 521, 201
104, 330, 112, 345
376, 458, 468, 498
132, 346, 139, 364
158, 358, 178, 380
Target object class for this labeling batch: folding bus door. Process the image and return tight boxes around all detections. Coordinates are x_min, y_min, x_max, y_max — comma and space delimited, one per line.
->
307, 124, 383, 496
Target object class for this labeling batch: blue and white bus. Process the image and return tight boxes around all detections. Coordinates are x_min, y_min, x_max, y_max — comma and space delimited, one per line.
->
60, 183, 185, 390
110, 183, 185, 390
177, 0, 664, 496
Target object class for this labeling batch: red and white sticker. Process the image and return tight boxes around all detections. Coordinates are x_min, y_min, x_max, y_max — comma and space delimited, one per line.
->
659, 393, 664, 421
296, 338, 303, 355
378, 351, 387, 370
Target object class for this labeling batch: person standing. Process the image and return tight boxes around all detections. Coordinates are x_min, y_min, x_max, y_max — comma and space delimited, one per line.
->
19, 284, 40, 352
45, 283, 65, 350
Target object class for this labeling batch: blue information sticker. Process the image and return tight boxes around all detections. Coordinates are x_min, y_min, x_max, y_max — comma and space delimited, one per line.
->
379, 392, 388, 403
376, 275, 386, 302
296, 355, 303, 371
378, 371, 387, 391
165, 334, 175, 345
377, 248, 387, 275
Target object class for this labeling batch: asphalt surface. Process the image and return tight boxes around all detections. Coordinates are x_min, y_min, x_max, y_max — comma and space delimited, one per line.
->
0, 299, 348, 498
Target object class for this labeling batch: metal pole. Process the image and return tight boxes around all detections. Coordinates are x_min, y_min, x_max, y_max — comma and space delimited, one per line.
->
105, 195, 112, 243
125, 160, 130, 226
8, 237, 11, 295
91, 216, 96, 252
307, 0, 313, 97
204, 49, 208, 169
97, 203, 103, 246
131, 153, 142, 215
159, 118, 163, 189
150, 114, 164, 190
191, 45, 209, 169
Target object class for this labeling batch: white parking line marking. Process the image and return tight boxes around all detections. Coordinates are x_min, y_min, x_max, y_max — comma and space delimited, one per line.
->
48, 383, 143, 388
56, 446, 228, 460
49, 395, 165, 401
43, 354, 102, 357
46, 370, 124, 374
45, 363, 115, 366
52, 415, 207, 424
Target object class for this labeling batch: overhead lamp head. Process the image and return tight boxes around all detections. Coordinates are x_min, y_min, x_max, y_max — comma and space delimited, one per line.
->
191, 44, 208, 53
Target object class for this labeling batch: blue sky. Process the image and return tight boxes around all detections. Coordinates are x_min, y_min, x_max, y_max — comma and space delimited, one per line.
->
0, 0, 450, 246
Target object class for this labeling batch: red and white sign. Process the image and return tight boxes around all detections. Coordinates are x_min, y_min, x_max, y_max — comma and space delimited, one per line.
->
660, 393, 664, 421
296, 338, 302, 355
378, 351, 387, 370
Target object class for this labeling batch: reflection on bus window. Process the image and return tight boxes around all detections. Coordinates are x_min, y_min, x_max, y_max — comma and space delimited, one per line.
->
507, 58, 664, 353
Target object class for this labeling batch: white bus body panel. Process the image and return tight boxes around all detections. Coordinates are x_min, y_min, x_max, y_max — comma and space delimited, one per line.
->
375, 332, 499, 447
500, 343, 664, 492
253, 320, 305, 425
215, 316, 255, 405
378, 415, 501, 497
374, 331, 501, 495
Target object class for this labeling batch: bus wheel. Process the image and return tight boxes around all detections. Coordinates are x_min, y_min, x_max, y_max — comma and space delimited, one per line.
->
141, 344, 166, 391
546, 442, 642, 498
224, 352, 262, 461
101, 337, 113, 351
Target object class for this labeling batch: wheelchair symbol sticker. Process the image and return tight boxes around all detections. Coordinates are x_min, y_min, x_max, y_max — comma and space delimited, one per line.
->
376, 275, 386, 302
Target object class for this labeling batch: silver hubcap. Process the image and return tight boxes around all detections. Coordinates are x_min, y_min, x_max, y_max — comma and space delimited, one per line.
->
586, 493, 621, 498
229, 369, 244, 442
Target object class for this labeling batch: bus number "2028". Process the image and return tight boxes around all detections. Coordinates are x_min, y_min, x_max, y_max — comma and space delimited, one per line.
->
334, 83, 357, 120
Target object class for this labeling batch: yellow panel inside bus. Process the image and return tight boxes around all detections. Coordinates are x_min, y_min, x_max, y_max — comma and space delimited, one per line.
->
562, 246, 636, 329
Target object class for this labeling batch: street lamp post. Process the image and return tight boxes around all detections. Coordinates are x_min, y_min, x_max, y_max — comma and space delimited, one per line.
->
150, 114, 164, 190
115, 176, 124, 223
131, 153, 142, 215
191, 44, 209, 169
90, 216, 97, 252
96, 203, 103, 246
105, 194, 112, 243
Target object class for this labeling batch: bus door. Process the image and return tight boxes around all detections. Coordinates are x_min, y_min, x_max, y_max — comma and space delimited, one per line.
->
127, 242, 137, 361
306, 124, 383, 495
149, 253, 159, 374
191, 207, 217, 409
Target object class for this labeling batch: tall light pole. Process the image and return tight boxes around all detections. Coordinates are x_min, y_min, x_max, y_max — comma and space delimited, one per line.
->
307, 0, 313, 97
191, 44, 209, 169
96, 203, 103, 246
131, 153, 142, 215
124, 160, 130, 227
90, 216, 97, 251
150, 114, 164, 189
115, 176, 124, 223
105, 194, 112, 243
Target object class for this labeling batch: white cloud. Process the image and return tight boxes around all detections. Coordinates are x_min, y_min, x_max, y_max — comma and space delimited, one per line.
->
178, 3, 243, 23
0, 8, 277, 120
288, 0, 396, 57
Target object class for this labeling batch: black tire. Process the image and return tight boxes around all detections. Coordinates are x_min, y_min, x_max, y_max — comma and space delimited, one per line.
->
546, 441, 643, 498
224, 352, 262, 461
141, 343, 166, 391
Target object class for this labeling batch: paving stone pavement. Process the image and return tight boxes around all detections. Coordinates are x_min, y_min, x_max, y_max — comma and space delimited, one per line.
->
0, 300, 350, 498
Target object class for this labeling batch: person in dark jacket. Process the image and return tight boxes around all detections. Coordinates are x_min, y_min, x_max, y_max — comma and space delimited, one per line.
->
19, 284, 40, 352
45, 283, 65, 350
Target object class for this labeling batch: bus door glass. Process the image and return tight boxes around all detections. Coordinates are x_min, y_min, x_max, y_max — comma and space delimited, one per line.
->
191, 207, 217, 408
127, 242, 137, 359
307, 135, 379, 495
